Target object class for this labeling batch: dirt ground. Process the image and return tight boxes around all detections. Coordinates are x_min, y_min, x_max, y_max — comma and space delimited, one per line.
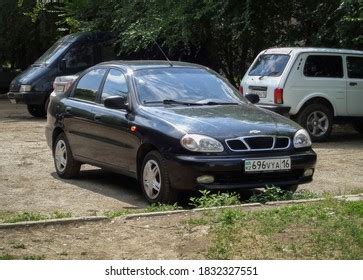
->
0, 97, 363, 217
0, 213, 210, 259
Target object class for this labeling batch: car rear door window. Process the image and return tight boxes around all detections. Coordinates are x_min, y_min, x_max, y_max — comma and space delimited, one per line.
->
347, 56, 363, 79
304, 55, 343, 78
73, 68, 106, 102
101, 69, 128, 103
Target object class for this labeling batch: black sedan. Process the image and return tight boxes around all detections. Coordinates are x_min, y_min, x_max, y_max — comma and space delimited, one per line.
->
45, 61, 317, 203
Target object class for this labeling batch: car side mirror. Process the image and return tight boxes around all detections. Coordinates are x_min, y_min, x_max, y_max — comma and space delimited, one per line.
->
104, 96, 128, 110
59, 59, 66, 71
245, 93, 260, 104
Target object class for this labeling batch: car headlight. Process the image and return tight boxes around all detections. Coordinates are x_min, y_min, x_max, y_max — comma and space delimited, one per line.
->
181, 134, 224, 152
19, 85, 32, 92
293, 129, 312, 148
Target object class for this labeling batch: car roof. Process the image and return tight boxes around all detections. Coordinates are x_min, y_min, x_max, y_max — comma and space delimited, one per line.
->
263, 47, 363, 56
98, 60, 206, 71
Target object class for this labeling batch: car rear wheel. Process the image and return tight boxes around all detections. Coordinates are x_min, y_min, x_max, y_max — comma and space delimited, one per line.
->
140, 151, 178, 204
27, 104, 46, 118
53, 133, 81, 179
352, 121, 363, 134
297, 103, 333, 142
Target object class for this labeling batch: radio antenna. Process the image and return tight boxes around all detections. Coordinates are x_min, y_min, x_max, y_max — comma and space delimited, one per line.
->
153, 38, 173, 67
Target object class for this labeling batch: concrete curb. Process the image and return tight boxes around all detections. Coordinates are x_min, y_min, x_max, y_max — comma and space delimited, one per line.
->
0, 216, 108, 229
0, 194, 361, 228
123, 203, 263, 220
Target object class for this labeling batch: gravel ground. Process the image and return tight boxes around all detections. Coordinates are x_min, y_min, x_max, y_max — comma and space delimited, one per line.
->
0, 97, 362, 216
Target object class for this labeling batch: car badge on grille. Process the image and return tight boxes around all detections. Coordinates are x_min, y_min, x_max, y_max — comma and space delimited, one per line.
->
249, 130, 261, 134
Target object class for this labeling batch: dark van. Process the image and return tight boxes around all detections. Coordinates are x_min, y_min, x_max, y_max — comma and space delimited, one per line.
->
7, 31, 116, 117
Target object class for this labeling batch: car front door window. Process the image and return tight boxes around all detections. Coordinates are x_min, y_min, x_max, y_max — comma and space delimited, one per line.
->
101, 69, 129, 103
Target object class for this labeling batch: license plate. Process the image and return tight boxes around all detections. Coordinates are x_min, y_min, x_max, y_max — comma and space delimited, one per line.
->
245, 158, 291, 172
249, 90, 267, 98
9, 99, 16, 104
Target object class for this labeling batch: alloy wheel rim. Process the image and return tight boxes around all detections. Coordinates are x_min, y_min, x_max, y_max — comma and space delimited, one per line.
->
143, 159, 161, 200
306, 111, 329, 137
55, 140, 67, 172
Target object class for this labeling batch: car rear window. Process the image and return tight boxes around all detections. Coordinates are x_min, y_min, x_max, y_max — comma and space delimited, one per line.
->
303, 55, 343, 78
248, 54, 290, 77
347, 56, 363, 79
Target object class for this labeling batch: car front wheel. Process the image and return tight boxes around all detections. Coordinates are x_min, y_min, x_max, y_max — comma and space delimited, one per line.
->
53, 133, 81, 179
297, 103, 333, 142
140, 151, 178, 204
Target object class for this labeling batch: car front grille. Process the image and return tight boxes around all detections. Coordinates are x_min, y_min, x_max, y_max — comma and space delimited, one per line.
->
226, 136, 290, 151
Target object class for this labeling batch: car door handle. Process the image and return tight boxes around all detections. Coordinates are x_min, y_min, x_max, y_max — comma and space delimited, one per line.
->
94, 114, 102, 121
349, 82, 358, 86
65, 107, 72, 113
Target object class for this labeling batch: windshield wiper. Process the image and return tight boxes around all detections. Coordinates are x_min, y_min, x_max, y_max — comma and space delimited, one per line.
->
198, 101, 239, 106
144, 99, 200, 106
258, 71, 280, 80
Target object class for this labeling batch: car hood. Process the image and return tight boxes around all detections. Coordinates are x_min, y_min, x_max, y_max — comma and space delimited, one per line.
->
142, 103, 301, 139
10, 65, 48, 86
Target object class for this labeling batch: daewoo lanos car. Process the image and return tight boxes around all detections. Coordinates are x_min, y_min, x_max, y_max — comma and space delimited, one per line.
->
45, 61, 317, 203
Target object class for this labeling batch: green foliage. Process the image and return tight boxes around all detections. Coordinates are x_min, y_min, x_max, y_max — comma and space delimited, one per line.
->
190, 190, 241, 208
1, 0, 362, 82
145, 203, 181, 212
206, 199, 363, 259
248, 186, 319, 204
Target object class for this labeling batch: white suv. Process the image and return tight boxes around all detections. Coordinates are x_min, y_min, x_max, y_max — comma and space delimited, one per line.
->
240, 47, 363, 141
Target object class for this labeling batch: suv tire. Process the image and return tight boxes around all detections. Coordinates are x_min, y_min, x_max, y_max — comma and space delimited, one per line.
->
352, 121, 363, 134
297, 103, 333, 142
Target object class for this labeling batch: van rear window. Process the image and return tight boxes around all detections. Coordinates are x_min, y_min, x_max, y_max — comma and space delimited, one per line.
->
248, 54, 290, 77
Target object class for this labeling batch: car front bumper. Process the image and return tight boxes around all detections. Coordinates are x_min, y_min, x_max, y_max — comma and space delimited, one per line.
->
257, 103, 291, 115
7, 91, 48, 105
164, 150, 317, 191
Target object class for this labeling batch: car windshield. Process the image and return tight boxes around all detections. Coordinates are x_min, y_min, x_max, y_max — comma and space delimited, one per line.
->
134, 68, 245, 105
34, 37, 71, 66
248, 54, 290, 77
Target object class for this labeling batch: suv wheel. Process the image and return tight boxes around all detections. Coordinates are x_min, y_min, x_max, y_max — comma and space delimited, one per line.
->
140, 151, 178, 204
27, 104, 46, 118
53, 133, 81, 179
352, 121, 363, 134
297, 103, 333, 142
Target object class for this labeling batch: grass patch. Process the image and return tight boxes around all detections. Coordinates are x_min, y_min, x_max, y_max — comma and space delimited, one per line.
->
0, 211, 72, 224
190, 190, 240, 208
193, 198, 363, 259
247, 186, 319, 204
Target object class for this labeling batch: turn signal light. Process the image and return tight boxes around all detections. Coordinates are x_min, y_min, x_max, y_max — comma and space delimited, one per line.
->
274, 88, 283, 104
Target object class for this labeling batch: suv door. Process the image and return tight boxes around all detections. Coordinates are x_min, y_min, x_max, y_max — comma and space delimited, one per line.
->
346, 56, 363, 116
91, 69, 139, 174
63, 68, 107, 159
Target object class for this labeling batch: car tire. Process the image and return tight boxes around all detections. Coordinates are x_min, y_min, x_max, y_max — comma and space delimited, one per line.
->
297, 103, 333, 142
352, 121, 363, 134
280, 185, 298, 193
27, 104, 46, 118
140, 150, 178, 204
53, 133, 81, 179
